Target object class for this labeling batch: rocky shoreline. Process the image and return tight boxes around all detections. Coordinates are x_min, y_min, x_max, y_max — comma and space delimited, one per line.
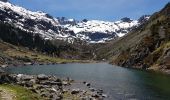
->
0, 70, 107, 100
0, 59, 100, 68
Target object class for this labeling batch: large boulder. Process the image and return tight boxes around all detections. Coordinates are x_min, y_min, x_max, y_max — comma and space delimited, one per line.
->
37, 74, 48, 80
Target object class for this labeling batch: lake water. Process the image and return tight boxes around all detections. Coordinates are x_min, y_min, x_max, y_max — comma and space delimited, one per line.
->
4, 63, 170, 100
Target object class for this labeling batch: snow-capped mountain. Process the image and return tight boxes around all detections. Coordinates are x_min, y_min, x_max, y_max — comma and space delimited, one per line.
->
0, 1, 76, 43
63, 18, 138, 43
0, 1, 149, 43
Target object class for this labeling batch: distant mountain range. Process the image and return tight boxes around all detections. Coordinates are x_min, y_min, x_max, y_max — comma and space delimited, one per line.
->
0, 1, 149, 43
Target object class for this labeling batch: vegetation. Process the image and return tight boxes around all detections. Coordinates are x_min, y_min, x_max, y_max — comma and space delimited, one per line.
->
0, 40, 82, 66
95, 3, 170, 72
0, 84, 43, 100
0, 22, 94, 61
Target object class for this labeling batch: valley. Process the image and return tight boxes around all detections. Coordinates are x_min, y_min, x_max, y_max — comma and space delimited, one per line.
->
0, 0, 170, 100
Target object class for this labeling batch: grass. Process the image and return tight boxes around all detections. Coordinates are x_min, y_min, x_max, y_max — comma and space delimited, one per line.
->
0, 84, 44, 100
63, 92, 80, 100
0, 41, 80, 65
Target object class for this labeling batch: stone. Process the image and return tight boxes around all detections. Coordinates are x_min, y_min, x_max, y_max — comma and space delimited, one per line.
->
91, 93, 100, 98
21, 75, 34, 81
62, 81, 69, 86
41, 92, 50, 98
86, 83, 90, 87
29, 88, 38, 93
89, 88, 95, 92
37, 74, 48, 80
35, 85, 43, 90
55, 78, 62, 82
83, 81, 86, 84
49, 87, 58, 93
51, 95, 62, 100
102, 94, 108, 98
56, 82, 62, 86
0, 65, 8, 68
0, 68, 5, 73
30, 79, 36, 84
71, 89, 80, 94
97, 89, 103, 94
24, 81, 33, 87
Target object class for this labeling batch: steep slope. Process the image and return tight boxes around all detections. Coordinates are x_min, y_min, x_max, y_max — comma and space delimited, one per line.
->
0, 1, 77, 43
0, 40, 77, 66
0, 1, 96, 60
96, 3, 170, 73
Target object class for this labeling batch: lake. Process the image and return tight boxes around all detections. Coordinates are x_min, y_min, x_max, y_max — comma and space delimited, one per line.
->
4, 63, 170, 100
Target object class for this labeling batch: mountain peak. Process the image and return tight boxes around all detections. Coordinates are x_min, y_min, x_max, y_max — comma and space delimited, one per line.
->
0, 0, 8, 2
121, 17, 133, 23
138, 15, 150, 24
160, 2, 170, 15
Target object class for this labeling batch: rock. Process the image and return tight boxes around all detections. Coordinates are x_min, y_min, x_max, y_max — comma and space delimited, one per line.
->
29, 88, 38, 93
71, 89, 80, 94
56, 82, 62, 86
89, 88, 95, 92
86, 83, 90, 87
102, 94, 108, 98
97, 89, 103, 94
51, 95, 62, 100
37, 74, 48, 80
21, 75, 34, 81
49, 87, 59, 94
24, 81, 33, 87
0, 68, 5, 73
41, 92, 50, 98
35, 85, 50, 90
91, 93, 100, 98
39, 81, 51, 85
55, 78, 62, 82
62, 89, 68, 93
0, 73, 107, 100
83, 81, 86, 84
0, 73, 15, 83
30, 79, 36, 84
62, 81, 69, 86
0, 65, 8, 68
80, 96, 92, 100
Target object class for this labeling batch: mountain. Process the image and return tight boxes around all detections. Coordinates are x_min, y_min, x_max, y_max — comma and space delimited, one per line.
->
63, 18, 139, 43
0, 1, 149, 43
0, 0, 7, 2
96, 3, 170, 73
61, 16, 150, 43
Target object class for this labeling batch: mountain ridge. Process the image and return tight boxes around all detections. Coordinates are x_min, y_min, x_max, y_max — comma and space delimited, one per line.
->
0, 1, 149, 43
96, 2, 170, 74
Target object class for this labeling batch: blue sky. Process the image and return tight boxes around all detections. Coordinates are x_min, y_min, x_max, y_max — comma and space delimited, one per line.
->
10, 0, 169, 21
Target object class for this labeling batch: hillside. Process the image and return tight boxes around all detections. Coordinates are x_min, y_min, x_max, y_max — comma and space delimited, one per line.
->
96, 3, 170, 73
0, 40, 80, 66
